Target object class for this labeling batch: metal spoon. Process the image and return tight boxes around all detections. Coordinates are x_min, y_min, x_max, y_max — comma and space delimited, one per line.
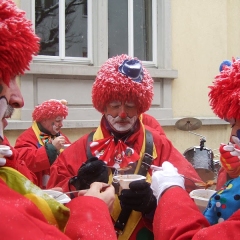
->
142, 162, 208, 188
105, 165, 133, 172
49, 190, 80, 199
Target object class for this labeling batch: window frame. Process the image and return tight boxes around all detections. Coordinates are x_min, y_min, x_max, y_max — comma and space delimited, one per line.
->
128, 0, 157, 66
25, 0, 160, 66
31, 0, 93, 64
14, 0, 180, 131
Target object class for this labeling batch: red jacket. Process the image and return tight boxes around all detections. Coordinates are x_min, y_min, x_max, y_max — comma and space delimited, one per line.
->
0, 178, 116, 240
141, 113, 166, 136
2, 137, 37, 184
47, 117, 202, 239
153, 187, 240, 240
14, 126, 71, 188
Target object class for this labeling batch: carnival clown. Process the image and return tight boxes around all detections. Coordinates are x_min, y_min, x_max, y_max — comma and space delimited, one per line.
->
208, 57, 240, 189
0, 0, 39, 182
14, 99, 71, 188
47, 54, 202, 240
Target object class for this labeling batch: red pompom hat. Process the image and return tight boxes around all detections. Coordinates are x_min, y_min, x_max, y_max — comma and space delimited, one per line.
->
32, 99, 68, 122
92, 54, 154, 114
208, 57, 240, 120
0, 0, 39, 86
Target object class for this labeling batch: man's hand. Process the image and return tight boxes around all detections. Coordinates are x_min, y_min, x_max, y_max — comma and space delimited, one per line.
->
78, 182, 115, 212
52, 136, 66, 151
74, 157, 109, 190
0, 145, 13, 166
150, 161, 185, 202
118, 179, 157, 214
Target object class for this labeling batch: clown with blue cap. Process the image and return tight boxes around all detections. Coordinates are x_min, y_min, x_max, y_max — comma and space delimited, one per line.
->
48, 54, 202, 240
202, 58, 240, 226
209, 58, 240, 189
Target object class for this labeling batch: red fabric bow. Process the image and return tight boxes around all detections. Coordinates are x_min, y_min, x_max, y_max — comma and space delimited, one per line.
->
90, 136, 140, 168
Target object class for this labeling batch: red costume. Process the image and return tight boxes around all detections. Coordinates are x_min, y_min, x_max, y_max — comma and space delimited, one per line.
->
15, 124, 71, 188
48, 54, 202, 239
48, 116, 202, 239
15, 99, 70, 188
0, 0, 39, 185
141, 113, 166, 136
2, 137, 37, 184
0, 177, 116, 240
153, 187, 240, 240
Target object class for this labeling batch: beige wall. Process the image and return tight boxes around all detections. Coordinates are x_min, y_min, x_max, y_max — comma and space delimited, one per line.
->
14, 0, 19, 5
163, 125, 231, 158
171, 0, 240, 118
168, 0, 239, 154
5, 123, 231, 161
6, 0, 239, 157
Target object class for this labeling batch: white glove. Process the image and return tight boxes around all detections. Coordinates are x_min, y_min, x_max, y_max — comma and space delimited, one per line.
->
222, 136, 240, 155
150, 161, 185, 203
232, 135, 240, 147
0, 145, 13, 166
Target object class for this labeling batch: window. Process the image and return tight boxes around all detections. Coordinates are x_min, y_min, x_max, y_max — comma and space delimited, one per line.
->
108, 0, 156, 63
34, 0, 90, 62
17, 0, 175, 129
31, 0, 156, 65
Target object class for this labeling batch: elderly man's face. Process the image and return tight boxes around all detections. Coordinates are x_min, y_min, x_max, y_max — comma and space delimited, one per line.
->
104, 101, 139, 133
0, 77, 24, 143
40, 116, 64, 135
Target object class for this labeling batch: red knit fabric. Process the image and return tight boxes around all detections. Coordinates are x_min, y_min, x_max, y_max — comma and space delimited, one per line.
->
92, 54, 154, 114
32, 99, 68, 121
0, 0, 39, 85
208, 57, 240, 120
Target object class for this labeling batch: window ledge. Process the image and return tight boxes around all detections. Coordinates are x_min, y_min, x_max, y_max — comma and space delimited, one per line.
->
26, 62, 178, 79
5, 117, 228, 130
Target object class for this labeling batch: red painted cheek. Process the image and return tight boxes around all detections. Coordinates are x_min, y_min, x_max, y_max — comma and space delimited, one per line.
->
119, 112, 127, 118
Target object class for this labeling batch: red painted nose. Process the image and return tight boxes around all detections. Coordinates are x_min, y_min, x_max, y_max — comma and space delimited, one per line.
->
119, 112, 127, 118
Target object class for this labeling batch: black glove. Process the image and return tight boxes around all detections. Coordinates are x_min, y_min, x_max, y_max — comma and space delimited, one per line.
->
73, 157, 109, 190
118, 179, 157, 214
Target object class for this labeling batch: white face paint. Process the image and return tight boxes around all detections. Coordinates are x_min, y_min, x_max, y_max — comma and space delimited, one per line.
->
0, 77, 24, 144
53, 116, 64, 133
52, 124, 58, 134
106, 115, 138, 133
0, 101, 14, 142
104, 101, 139, 133
43, 116, 64, 135
0, 98, 8, 141
52, 116, 63, 133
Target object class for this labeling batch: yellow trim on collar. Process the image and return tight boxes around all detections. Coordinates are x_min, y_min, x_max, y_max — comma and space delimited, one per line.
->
32, 121, 44, 146
93, 117, 157, 239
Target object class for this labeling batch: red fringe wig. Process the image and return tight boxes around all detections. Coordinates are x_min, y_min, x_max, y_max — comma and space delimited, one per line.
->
32, 99, 68, 122
92, 54, 154, 114
208, 57, 240, 120
0, 0, 39, 86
